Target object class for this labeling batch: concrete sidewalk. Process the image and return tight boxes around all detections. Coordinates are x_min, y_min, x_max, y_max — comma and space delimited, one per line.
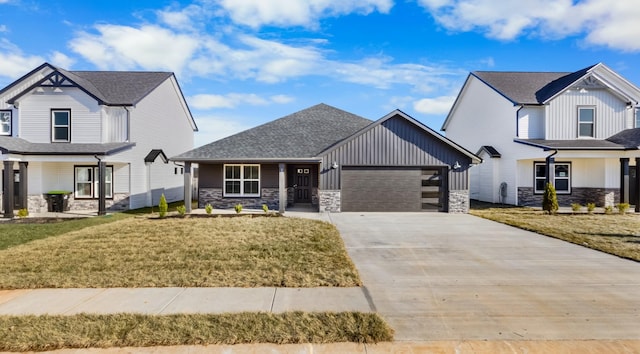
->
0, 287, 373, 315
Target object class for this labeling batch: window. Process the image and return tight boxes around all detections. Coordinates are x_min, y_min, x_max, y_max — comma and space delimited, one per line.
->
534, 162, 571, 194
52, 109, 70, 142
224, 164, 259, 197
74, 166, 113, 199
0, 110, 10, 135
578, 107, 594, 138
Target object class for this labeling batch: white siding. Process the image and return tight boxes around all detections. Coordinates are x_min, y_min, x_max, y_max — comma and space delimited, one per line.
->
102, 106, 129, 143
18, 88, 101, 143
111, 77, 195, 209
546, 89, 628, 140
517, 106, 544, 139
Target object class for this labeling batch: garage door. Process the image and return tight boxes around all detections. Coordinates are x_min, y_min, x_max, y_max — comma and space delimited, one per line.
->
341, 166, 445, 212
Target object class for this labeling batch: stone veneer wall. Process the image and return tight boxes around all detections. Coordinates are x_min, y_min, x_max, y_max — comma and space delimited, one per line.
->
199, 187, 280, 210
319, 190, 341, 212
518, 187, 619, 207
19, 193, 130, 213
448, 190, 469, 213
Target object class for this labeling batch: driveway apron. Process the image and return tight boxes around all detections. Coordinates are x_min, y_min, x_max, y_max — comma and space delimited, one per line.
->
329, 212, 640, 341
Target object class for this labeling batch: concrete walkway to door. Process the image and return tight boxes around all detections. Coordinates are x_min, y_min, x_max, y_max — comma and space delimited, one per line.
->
329, 212, 640, 341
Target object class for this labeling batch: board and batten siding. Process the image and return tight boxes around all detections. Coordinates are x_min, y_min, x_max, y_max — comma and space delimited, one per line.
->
18, 88, 102, 143
545, 88, 629, 140
517, 106, 544, 139
319, 115, 471, 190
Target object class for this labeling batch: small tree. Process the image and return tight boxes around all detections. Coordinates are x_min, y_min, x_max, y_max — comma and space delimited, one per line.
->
542, 182, 558, 214
158, 193, 168, 218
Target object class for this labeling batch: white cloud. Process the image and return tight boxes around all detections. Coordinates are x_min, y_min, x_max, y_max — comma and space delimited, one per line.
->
0, 25, 7, 32
417, 0, 640, 51
49, 51, 75, 69
68, 24, 200, 74
0, 39, 45, 80
216, 0, 393, 28
189, 93, 294, 110
413, 95, 457, 115
193, 115, 253, 147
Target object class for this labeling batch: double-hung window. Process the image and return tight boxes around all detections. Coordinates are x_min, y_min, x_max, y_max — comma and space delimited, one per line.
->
75, 166, 113, 199
534, 162, 571, 194
578, 107, 595, 138
52, 109, 71, 142
224, 164, 260, 197
0, 110, 11, 135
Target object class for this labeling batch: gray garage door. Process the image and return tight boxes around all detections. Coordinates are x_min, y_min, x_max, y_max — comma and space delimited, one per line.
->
341, 166, 445, 212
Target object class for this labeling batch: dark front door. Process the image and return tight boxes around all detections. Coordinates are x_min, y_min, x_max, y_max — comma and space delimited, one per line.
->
294, 167, 311, 203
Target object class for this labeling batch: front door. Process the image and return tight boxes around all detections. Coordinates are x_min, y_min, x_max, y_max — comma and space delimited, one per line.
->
294, 167, 311, 203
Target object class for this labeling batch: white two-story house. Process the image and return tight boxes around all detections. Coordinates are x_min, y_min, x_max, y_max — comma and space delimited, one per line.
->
443, 63, 640, 210
0, 63, 198, 216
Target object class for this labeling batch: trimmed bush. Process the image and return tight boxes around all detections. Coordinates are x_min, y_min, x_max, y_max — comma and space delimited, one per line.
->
234, 204, 243, 214
158, 194, 168, 218
205, 204, 213, 214
586, 202, 596, 214
571, 203, 582, 212
542, 182, 558, 215
176, 205, 186, 217
616, 203, 630, 215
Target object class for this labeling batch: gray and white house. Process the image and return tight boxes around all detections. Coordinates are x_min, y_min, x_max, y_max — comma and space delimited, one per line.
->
173, 103, 480, 213
0, 63, 198, 216
443, 63, 640, 210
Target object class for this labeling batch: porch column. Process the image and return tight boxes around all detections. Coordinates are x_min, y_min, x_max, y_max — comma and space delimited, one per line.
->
545, 156, 555, 187
184, 162, 192, 213
3, 161, 14, 218
636, 158, 640, 212
620, 158, 629, 204
18, 162, 28, 210
98, 161, 106, 216
278, 163, 286, 214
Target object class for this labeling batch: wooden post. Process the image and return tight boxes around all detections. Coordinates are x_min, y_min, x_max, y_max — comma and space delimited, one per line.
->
184, 162, 192, 213
3, 161, 14, 218
18, 162, 28, 210
620, 158, 629, 204
279, 163, 286, 214
98, 161, 106, 216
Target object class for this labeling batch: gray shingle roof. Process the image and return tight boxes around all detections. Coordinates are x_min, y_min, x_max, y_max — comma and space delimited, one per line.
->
0, 136, 135, 155
473, 65, 595, 104
477, 145, 501, 158
515, 138, 626, 150
173, 103, 372, 161
5, 63, 174, 106
606, 128, 640, 148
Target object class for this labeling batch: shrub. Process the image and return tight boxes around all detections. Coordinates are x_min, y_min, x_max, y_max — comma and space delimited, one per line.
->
234, 204, 243, 214
262, 204, 269, 213
570, 203, 582, 212
205, 204, 213, 214
616, 203, 630, 215
604, 205, 613, 214
542, 182, 558, 215
17, 208, 29, 218
158, 194, 168, 218
176, 205, 186, 217
586, 203, 596, 213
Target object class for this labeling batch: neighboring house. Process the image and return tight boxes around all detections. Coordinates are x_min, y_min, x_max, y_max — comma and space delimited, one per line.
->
443, 63, 640, 210
0, 63, 198, 216
172, 103, 480, 213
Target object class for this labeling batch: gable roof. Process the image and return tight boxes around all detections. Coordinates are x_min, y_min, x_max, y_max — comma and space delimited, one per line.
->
476, 145, 501, 158
321, 109, 482, 164
172, 103, 372, 162
6, 64, 174, 106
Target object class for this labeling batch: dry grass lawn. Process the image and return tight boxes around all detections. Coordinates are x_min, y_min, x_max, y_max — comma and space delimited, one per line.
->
471, 203, 640, 261
0, 312, 394, 351
0, 216, 361, 288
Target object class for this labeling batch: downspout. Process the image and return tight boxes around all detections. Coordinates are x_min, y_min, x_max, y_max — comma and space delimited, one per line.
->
545, 149, 558, 187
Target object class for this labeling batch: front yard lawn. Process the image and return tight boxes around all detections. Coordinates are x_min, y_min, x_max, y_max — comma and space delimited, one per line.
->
0, 312, 394, 351
0, 216, 361, 288
471, 202, 640, 261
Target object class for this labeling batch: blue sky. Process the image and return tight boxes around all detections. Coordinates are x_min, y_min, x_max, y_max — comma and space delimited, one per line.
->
1, 0, 639, 147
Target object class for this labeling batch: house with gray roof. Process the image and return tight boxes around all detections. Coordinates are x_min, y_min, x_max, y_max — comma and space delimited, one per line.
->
443, 63, 640, 210
0, 63, 198, 216
173, 103, 480, 213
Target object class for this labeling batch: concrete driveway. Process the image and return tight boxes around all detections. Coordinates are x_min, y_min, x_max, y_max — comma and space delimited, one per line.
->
329, 212, 640, 341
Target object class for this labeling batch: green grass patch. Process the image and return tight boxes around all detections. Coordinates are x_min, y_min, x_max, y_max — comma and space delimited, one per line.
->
0, 213, 130, 250
0, 312, 394, 351
471, 201, 640, 261
0, 217, 361, 288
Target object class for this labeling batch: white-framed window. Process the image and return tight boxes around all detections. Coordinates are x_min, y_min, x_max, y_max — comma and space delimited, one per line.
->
224, 164, 260, 197
52, 109, 71, 142
534, 162, 571, 194
0, 110, 11, 136
578, 107, 595, 138
74, 166, 113, 199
